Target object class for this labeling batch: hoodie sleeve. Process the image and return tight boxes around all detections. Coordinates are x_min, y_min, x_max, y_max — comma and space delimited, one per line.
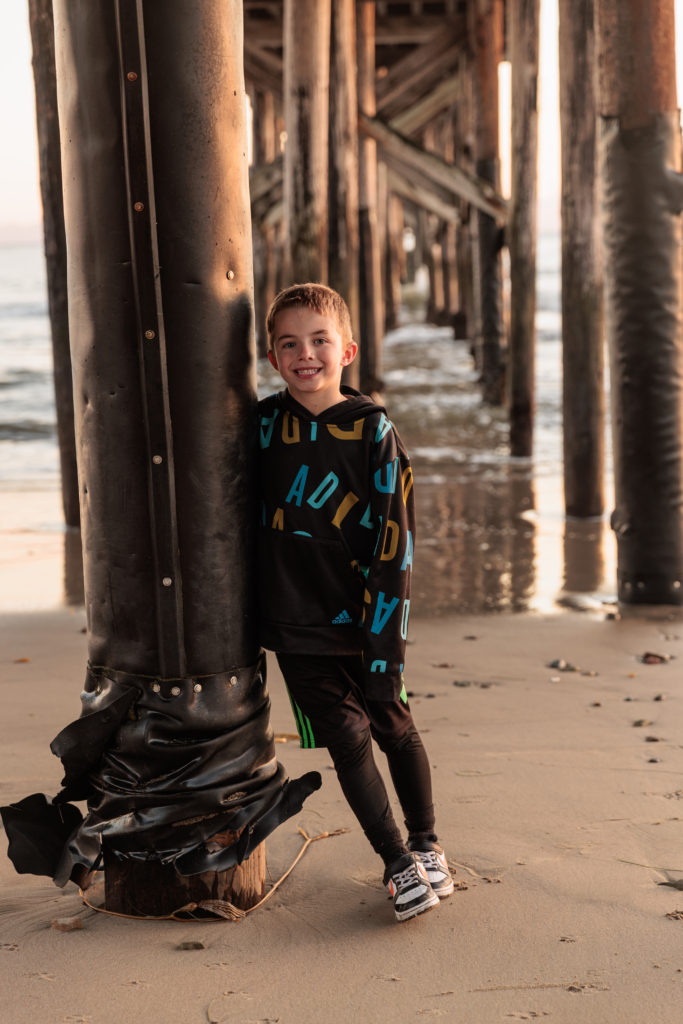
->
362, 415, 415, 700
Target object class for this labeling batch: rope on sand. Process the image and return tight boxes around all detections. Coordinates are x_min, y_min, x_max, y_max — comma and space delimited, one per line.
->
79, 827, 350, 923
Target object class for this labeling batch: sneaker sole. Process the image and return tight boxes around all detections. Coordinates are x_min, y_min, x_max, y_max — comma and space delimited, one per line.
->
431, 878, 455, 898
395, 890, 440, 922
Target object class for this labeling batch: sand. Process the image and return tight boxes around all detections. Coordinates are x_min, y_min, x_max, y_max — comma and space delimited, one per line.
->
1, 595, 682, 1024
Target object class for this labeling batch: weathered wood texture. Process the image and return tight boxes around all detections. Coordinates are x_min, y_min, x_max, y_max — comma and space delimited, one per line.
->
508, 0, 540, 457
28, 0, 79, 529
283, 0, 331, 281
385, 191, 404, 330
360, 113, 508, 221
596, 0, 683, 604
358, 2, 384, 395
104, 842, 266, 916
329, 0, 361, 388
252, 88, 279, 355
559, 0, 604, 517
596, 0, 677, 126
453, 57, 478, 342
471, 0, 505, 404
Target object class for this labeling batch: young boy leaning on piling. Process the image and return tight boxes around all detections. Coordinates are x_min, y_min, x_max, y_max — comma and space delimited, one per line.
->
256, 282, 453, 922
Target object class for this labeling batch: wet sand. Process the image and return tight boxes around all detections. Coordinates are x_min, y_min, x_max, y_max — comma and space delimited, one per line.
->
1, 603, 682, 1023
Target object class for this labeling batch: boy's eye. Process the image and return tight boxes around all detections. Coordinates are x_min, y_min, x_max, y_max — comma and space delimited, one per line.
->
313, 337, 327, 345
281, 341, 295, 349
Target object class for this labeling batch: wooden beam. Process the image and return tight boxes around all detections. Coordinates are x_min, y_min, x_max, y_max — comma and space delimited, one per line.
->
250, 153, 283, 203
391, 73, 459, 136
28, 0, 79, 529
508, 0, 540, 457
359, 112, 508, 221
244, 46, 282, 96
386, 167, 460, 224
471, 0, 505, 405
376, 20, 464, 118
283, 0, 331, 280
559, 0, 604, 517
329, 0, 361, 389
358, 2, 384, 395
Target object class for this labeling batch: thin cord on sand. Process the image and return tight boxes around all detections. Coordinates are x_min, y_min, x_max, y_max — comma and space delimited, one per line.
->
79, 827, 350, 922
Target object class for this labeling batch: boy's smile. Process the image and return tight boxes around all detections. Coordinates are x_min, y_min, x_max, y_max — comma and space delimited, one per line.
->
268, 306, 358, 414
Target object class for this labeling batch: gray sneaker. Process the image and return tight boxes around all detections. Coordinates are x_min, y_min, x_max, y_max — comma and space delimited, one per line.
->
384, 853, 440, 922
409, 843, 455, 898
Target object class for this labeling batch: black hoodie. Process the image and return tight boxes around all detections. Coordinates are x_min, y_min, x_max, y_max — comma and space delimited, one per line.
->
257, 386, 415, 701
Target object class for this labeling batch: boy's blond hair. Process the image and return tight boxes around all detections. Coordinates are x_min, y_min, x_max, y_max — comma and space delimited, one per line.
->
265, 283, 354, 353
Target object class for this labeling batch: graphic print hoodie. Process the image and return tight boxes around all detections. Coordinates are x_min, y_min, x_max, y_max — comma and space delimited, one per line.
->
257, 386, 415, 701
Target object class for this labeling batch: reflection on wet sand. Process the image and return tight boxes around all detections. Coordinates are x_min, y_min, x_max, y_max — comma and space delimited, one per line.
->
381, 324, 615, 617
411, 463, 537, 615
558, 517, 610, 610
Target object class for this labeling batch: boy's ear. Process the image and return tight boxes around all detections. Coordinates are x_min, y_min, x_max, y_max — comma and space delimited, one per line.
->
341, 341, 358, 366
267, 350, 279, 370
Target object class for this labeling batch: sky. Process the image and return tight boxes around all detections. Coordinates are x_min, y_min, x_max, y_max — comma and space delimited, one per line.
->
0, 1, 680, 241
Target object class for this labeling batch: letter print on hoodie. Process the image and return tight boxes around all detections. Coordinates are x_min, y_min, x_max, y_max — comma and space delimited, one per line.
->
257, 386, 415, 701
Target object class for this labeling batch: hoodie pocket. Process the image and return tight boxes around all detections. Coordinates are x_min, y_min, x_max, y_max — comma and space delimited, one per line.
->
258, 528, 363, 628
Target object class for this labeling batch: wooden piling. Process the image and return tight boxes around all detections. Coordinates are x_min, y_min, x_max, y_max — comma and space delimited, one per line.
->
252, 88, 279, 356
559, 0, 604, 516
53, 0, 268, 912
28, 0, 79, 529
508, 0, 540, 457
471, 0, 505, 404
385, 192, 404, 331
283, 0, 331, 282
357, 1, 384, 395
596, 0, 683, 605
329, 0, 361, 388
454, 57, 478, 343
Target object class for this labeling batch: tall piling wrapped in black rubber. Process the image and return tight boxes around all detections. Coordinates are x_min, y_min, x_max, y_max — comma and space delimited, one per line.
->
596, 0, 683, 606
1, 0, 319, 908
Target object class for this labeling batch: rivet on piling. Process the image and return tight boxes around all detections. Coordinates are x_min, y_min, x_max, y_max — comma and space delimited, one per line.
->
152, 455, 163, 465
144, 329, 156, 340
193, 683, 202, 693
230, 675, 238, 686
637, 581, 645, 590
152, 682, 161, 693
226, 269, 235, 280
162, 576, 173, 587
171, 686, 181, 696
134, 201, 145, 212
127, 71, 138, 82
673, 581, 681, 590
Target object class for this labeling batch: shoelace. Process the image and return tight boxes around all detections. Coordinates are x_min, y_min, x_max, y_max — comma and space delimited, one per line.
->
417, 851, 443, 871
391, 862, 424, 890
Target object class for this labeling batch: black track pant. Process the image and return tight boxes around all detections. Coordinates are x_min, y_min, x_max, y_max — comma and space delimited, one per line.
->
277, 652, 438, 867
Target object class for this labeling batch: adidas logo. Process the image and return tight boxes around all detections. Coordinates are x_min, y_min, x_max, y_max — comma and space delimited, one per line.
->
332, 609, 353, 625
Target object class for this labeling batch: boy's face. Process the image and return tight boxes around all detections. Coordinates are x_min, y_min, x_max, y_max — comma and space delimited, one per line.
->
268, 306, 357, 414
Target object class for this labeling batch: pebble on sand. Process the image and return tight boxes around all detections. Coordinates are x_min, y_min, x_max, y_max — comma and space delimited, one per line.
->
51, 916, 84, 932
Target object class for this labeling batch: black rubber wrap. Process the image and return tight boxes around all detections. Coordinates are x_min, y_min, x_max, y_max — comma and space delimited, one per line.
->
2, 655, 321, 885
1, 0, 321, 884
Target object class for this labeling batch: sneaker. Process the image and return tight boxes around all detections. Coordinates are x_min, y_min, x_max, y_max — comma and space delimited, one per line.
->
384, 853, 440, 922
409, 842, 455, 898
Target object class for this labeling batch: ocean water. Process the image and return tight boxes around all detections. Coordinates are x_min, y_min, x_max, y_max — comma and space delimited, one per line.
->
0, 236, 616, 614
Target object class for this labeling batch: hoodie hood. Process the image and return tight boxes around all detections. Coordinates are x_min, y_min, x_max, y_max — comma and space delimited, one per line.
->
273, 385, 385, 424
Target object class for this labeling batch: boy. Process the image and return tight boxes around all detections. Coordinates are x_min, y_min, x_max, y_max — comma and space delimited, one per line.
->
258, 283, 453, 922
